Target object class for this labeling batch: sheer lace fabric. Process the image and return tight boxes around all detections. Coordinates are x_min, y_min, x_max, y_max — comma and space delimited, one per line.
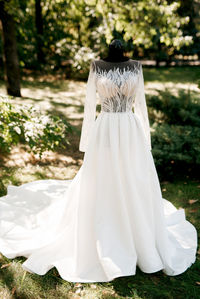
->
79, 59, 151, 152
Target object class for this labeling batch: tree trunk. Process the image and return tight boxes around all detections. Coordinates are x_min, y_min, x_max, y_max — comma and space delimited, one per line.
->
155, 39, 162, 68
35, 0, 45, 64
0, 1, 21, 97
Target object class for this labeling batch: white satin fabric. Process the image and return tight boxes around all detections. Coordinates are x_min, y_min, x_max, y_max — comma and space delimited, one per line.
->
0, 60, 198, 282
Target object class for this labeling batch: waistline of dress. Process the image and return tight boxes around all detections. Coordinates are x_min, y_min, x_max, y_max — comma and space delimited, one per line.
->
100, 110, 134, 114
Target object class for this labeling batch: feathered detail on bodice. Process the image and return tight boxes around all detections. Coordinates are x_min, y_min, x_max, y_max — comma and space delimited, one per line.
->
93, 60, 141, 113
79, 59, 151, 152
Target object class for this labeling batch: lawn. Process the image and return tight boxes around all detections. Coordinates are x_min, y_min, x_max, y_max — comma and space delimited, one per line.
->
0, 66, 200, 299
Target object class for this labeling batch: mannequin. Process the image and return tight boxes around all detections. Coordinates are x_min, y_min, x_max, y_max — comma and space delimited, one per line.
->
93, 38, 136, 73
102, 39, 130, 63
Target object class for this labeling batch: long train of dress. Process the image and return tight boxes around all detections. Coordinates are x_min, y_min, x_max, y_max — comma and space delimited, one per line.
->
0, 110, 197, 282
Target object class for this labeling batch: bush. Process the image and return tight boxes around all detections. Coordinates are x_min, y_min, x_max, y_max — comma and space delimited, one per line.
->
148, 89, 200, 126
151, 123, 200, 179
0, 96, 75, 157
54, 42, 98, 79
148, 88, 200, 179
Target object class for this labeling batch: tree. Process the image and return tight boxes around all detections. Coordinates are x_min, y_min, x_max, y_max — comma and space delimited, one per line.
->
35, 0, 45, 64
0, 0, 21, 96
95, 0, 192, 65
175, 0, 200, 59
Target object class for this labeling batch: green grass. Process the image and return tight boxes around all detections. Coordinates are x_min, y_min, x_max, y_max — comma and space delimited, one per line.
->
0, 180, 199, 299
144, 65, 200, 84
0, 67, 200, 298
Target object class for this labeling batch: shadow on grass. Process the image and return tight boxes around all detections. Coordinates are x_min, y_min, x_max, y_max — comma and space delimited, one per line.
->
21, 79, 71, 92
108, 262, 200, 299
26, 267, 73, 298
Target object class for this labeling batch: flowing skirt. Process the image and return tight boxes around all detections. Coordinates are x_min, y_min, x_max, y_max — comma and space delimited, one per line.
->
0, 111, 197, 282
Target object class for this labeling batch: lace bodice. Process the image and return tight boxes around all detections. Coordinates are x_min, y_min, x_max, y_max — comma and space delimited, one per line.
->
79, 59, 151, 152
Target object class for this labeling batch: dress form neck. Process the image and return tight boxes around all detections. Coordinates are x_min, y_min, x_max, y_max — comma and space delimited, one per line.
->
102, 52, 130, 63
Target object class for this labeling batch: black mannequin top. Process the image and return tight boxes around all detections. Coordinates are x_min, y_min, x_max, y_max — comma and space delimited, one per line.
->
101, 39, 130, 63
92, 43, 139, 72
102, 54, 130, 63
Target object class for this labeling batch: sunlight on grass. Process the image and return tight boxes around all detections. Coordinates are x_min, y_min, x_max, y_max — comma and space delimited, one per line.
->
0, 79, 87, 125
0, 66, 199, 122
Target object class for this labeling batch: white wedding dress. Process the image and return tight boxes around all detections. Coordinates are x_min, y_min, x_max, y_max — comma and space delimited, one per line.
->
0, 59, 198, 282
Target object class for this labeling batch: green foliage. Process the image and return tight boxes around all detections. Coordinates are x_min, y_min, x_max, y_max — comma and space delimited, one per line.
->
1, 0, 197, 74
148, 89, 200, 126
55, 42, 98, 78
0, 96, 74, 157
148, 89, 200, 178
96, 0, 193, 60
151, 123, 200, 176
198, 79, 200, 89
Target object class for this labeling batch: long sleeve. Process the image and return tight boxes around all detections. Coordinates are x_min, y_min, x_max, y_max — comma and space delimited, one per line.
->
134, 62, 152, 150
79, 60, 97, 152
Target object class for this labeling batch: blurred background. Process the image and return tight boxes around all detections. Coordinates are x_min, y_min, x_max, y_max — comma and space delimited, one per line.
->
1, 0, 200, 84
0, 1, 200, 297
